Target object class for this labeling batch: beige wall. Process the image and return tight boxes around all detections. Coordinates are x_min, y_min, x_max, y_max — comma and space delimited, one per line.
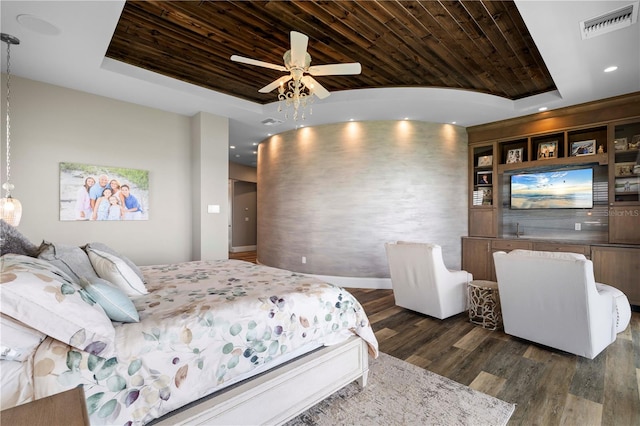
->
257, 120, 469, 278
0, 76, 229, 265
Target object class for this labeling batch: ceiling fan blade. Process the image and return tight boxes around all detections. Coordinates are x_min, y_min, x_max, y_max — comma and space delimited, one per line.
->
230, 55, 287, 72
259, 75, 293, 93
301, 75, 330, 99
308, 63, 362, 76
289, 31, 309, 67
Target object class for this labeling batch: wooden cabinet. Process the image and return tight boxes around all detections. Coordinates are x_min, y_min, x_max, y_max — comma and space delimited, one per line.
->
462, 237, 492, 280
462, 237, 532, 282
463, 238, 638, 306
591, 245, 640, 306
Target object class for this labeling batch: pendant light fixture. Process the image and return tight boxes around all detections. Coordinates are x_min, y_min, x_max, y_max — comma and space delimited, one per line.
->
0, 33, 22, 226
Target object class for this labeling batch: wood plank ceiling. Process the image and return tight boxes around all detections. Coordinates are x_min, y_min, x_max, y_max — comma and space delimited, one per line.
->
106, 0, 556, 104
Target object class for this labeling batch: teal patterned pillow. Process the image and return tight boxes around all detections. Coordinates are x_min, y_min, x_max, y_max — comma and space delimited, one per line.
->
0, 254, 116, 357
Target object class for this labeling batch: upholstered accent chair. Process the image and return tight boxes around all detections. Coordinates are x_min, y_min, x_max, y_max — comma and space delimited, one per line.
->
385, 242, 472, 319
493, 249, 631, 359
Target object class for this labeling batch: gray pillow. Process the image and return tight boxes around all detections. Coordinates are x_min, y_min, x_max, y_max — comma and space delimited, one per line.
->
0, 219, 39, 257
83, 242, 145, 283
37, 241, 99, 283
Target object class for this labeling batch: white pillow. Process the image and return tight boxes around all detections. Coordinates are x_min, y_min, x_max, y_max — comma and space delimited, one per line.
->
0, 314, 46, 362
87, 248, 148, 296
80, 277, 140, 323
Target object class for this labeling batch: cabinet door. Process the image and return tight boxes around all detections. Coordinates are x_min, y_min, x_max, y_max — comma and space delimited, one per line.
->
592, 246, 640, 306
469, 208, 497, 237
462, 238, 491, 280
608, 208, 640, 244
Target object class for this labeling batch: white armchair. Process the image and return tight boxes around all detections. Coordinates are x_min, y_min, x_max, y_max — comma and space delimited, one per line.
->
385, 242, 472, 319
493, 249, 631, 359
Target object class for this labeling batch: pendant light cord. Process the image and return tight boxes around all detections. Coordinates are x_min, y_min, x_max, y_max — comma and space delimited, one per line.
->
4, 41, 12, 196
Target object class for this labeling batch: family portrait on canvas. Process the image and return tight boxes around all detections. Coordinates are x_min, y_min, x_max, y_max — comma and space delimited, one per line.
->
59, 162, 149, 221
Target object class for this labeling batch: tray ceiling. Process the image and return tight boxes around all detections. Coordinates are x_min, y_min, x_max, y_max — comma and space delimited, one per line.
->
106, 0, 557, 104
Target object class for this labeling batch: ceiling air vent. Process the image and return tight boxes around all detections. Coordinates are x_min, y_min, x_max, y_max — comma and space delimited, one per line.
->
261, 117, 283, 126
580, 2, 638, 39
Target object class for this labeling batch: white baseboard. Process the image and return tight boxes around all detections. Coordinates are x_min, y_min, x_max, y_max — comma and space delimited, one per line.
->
307, 274, 392, 290
230, 245, 257, 253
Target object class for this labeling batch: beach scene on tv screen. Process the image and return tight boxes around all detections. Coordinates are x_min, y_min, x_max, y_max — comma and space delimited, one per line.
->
511, 168, 593, 209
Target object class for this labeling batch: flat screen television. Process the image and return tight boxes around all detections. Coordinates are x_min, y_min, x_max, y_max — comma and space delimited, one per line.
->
510, 168, 593, 209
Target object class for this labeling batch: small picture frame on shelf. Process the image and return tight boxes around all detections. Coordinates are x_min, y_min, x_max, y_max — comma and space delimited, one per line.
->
506, 148, 523, 164
629, 135, 640, 150
482, 188, 493, 205
477, 155, 493, 167
615, 162, 636, 177
476, 171, 492, 186
614, 177, 639, 193
537, 141, 557, 159
570, 139, 596, 156
614, 137, 628, 151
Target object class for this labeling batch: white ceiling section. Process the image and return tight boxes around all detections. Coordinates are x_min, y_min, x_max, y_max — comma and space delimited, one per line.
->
1, 1, 639, 167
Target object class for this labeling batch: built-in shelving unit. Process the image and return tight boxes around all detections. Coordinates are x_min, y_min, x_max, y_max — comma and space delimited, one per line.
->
465, 92, 640, 307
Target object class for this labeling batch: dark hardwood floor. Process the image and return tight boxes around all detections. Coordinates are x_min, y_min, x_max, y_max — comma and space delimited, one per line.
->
350, 288, 640, 426
230, 252, 640, 425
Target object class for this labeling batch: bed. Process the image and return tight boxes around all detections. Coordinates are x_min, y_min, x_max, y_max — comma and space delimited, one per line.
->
0, 236, 378, 425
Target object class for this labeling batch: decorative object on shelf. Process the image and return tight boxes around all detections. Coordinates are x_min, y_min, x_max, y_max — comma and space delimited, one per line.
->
629, 135, 640, 150
0, 33, 22, 227
537, 141, 557, 159
570, 139, 596, 156
614, 137, 628, 151
506, 148, 523, 164
472, 190, 483, 206
482, 188, 493, 205
597, 145, 604, 154
615, 162, 636, 177
477, 155, 493, 167
476, 171, 492, 186
614, 177, 639, 193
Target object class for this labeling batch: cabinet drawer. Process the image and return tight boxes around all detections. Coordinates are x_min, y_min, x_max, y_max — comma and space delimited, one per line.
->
532, 243, 591, 257
491, 240, 532, 251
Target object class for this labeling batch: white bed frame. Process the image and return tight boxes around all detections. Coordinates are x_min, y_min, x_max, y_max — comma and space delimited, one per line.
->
154, 336, 369, 425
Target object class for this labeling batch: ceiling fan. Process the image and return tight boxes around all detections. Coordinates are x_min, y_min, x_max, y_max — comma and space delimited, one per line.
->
230, 31, 361, 100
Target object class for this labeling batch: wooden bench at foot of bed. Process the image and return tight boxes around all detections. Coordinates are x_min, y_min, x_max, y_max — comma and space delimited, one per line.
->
154, 336, 370, 425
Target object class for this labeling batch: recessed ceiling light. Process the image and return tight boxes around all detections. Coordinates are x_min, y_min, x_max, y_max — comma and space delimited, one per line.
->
349, 118, 354, 121
230, 145, 236, 149
235, 154, 240, 158
451, 121, 457, 124
17, 14, 60, 36
538, 107, 548, 112
404, 117, 409, 120
604, 66, 618, 73
252, 142, 258, 146
253, 151, 257, 155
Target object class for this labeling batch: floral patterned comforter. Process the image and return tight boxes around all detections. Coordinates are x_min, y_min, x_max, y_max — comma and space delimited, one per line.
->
32, 259, 378, 425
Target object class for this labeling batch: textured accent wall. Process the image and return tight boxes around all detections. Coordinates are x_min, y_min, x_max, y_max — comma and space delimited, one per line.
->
257, 120, 468, 278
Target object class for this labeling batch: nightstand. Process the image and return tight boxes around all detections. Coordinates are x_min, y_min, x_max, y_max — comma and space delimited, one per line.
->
0, 386, 89, 426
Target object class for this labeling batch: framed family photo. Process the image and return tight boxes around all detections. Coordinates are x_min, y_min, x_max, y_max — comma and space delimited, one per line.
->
506, 148, 523, 164
59, 162, 149, 221
537, 141, 557, 159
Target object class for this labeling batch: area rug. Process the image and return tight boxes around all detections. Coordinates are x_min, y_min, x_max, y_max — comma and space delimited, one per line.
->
285, 352, 515, 426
